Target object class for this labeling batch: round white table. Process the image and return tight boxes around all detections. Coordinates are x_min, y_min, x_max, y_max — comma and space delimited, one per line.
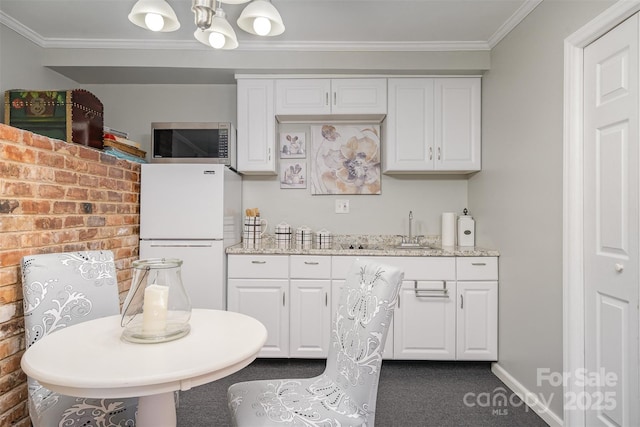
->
21, 309, 267, 427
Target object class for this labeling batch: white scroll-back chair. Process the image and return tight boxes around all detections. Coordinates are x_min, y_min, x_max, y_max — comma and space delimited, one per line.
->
227, 258, 404, 426
21, 250, 138, 427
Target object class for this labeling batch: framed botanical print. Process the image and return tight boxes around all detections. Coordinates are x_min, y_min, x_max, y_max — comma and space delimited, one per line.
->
280, 132, 306, 158
280, 160, 307, 189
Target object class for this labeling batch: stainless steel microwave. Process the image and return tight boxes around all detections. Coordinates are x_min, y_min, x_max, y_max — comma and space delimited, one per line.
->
150, 122, 236, 168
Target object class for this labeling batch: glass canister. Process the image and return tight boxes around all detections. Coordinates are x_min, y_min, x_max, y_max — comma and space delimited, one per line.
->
121, 258, 192, 343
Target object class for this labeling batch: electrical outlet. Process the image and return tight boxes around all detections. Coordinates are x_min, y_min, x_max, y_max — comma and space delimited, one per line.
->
335, 199, 350, 214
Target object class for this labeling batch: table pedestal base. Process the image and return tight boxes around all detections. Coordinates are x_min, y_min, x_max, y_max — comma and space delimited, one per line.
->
137, 391, 176, 427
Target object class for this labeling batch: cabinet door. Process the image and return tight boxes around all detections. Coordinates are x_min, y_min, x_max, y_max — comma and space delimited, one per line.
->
456, 281, 497, 360
331, 279, 394, 359
237, 79, 276, 174
331, 79, 387, 115
394, 280, 456, 360
434, 78, 481, 171
290, 280, 331, 358
384, 78, 435, 172
275, 79, 331, 115
227, 278, 289, 357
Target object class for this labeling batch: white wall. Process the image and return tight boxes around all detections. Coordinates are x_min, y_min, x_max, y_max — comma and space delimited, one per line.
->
0, 26, 77, 118
469, 0, 615, 419
243, 174, 467, 235
81, 84, 237, 145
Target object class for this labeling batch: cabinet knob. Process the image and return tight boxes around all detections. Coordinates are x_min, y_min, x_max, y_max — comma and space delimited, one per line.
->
615, 263, 624, 273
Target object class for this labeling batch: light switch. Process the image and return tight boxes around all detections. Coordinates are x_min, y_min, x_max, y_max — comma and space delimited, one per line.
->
335, 199, 350, 214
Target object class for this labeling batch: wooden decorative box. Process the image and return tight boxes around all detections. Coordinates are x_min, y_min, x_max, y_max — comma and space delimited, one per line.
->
4, 89, 104, 149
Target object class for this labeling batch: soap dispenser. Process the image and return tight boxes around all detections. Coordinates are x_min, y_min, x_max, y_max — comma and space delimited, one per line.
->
457, 208, 475, 247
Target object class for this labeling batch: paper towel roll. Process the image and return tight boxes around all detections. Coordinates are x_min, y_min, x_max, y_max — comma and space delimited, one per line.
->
441, 212, 457, 247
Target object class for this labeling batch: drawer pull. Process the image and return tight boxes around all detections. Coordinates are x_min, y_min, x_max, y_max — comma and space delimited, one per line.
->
471, 262, 487, 266
251, 260, 267, 264
304, 261, 320, 265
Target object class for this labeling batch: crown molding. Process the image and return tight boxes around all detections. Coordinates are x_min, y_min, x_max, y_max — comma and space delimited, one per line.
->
487, 0, 543, 49
0, 10, 43, 45
2, 1, 540, 53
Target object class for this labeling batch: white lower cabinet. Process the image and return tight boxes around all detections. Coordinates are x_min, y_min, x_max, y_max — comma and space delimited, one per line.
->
456, 257, 498, 361
227, 255, 289, 357
228, 254, 498, 361
289, 255, 332, 358
228, 255, 332, 358
456, 281, 498, 360
394, 280, 456, 360
228, 278, 289, 357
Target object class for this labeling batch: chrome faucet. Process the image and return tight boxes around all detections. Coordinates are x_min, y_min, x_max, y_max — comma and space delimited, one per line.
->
408, 210, 413, 242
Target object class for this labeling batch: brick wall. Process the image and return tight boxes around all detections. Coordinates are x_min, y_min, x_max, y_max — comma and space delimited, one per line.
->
0, 123, 140, 426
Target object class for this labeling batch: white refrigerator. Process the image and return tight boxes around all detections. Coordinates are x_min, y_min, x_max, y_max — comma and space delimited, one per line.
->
139, 163, 242, 310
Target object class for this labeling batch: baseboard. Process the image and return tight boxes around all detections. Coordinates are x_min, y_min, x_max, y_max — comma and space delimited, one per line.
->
491, 362, 563, 427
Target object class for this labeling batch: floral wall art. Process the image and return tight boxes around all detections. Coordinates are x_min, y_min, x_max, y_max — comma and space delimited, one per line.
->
310, 124, 381, 195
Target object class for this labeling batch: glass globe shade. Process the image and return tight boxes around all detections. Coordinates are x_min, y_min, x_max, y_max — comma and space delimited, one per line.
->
144, 12, 165, 31
252, 16, 271, 36
209, 31, 226, 49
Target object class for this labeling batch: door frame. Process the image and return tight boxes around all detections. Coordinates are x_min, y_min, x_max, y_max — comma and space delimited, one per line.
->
564, 1, 640, 425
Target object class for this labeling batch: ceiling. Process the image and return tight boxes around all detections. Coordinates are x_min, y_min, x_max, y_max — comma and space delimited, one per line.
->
0, 0, 542, 83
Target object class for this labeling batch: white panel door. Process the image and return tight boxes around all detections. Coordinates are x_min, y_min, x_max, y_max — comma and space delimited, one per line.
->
237, 79, 276, 174
227, 279, 289, 357
331, 79, 387, 115
393, 280, 456, 360
384, 78, 435, 172
290, 280, 331, 358
275, 79, 331, 115
584, 14, 639, 427
434, 78, 481, 171
456, 282, 497, 361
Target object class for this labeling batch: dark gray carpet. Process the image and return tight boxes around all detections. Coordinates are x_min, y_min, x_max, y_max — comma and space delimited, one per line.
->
176, 359, 548, 426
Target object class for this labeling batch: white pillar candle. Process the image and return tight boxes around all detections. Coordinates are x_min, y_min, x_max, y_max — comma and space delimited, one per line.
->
142, 284, 169, 334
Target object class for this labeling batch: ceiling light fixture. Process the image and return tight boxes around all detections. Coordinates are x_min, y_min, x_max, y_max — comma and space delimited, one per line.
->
128, 0, 285, 50
128, 0, 181, 32
237, 0, 285, 37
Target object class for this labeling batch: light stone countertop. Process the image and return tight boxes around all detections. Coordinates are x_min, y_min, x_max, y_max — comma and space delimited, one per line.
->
226, 234, 499, 257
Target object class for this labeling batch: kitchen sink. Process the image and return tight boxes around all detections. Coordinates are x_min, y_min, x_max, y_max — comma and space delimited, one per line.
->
394, 242, 433, 249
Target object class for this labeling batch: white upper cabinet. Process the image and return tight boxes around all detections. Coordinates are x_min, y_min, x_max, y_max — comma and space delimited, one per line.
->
275, 78, 387, 116
384, 77, 481, 173
237, 79, 277, 174
435, 78, 481, 171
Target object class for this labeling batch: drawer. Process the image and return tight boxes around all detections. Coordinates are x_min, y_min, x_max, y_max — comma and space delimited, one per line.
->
290, 255, 331, 279
228, 255, 289, 279
457, 257, 498, 280
331, 256, 455, 281
331, 256, 361, 278
385, 257, 456, 281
